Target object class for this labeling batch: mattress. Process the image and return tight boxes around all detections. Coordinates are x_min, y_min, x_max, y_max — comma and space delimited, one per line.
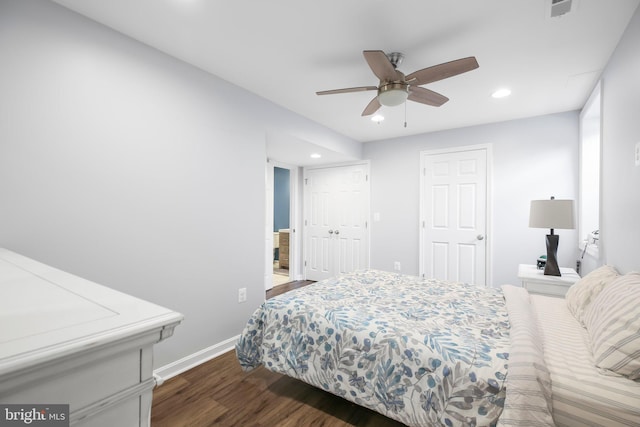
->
530, 294, 640, 426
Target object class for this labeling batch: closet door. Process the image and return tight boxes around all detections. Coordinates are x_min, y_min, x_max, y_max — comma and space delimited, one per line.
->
304, 163, 370, 281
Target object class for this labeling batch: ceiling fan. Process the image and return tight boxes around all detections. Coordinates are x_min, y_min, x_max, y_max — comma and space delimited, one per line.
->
316, 50, 479, 116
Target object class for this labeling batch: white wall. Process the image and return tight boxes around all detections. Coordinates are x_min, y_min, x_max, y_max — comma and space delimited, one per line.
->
596, 5, 640, 274
363, 112, 580, 287
0, 0, 360, 369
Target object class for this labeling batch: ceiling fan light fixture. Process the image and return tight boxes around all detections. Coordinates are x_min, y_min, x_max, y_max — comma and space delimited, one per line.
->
378, 83, 409, 107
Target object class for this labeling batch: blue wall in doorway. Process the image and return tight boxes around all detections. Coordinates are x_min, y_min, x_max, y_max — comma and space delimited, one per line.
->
274, 167, 290, 232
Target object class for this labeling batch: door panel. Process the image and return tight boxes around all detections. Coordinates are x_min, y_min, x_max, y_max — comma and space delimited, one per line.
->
421, 148, 488, 285
458, 183, 477, 229
458, 243, 476, 284
432, 185, 449, 228
432, 242, 449, 280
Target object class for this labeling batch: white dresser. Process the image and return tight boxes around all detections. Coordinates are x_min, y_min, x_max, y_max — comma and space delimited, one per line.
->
0, 249, 183, 426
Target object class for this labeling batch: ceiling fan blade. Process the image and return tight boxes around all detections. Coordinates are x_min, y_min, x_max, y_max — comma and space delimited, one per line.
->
363, 50, 401, 82
406, 57, 479, 86
361, 96, 381, 116
316, 86, 378, 95
408, 86, 449, 107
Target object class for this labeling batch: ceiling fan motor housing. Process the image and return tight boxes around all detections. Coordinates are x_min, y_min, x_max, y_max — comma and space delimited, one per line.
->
386, 52, 404, 69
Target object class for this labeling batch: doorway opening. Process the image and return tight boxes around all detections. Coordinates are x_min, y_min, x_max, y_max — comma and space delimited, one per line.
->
265, 160, 299, 291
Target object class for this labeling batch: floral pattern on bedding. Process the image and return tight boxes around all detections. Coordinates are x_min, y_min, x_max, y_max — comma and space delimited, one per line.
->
236, 270, 510, 427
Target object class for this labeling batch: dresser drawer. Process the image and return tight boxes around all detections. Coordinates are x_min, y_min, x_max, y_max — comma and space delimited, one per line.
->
1, 345, 147, 410
524, 280, 572, 297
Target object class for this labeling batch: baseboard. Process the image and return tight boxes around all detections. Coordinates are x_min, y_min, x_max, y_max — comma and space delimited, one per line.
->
153, 335, 239, 385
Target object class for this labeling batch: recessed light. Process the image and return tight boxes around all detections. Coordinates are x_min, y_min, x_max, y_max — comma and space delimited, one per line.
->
371, 114, 385, 123
310, 153, 322, 159
492, 88, 511, 99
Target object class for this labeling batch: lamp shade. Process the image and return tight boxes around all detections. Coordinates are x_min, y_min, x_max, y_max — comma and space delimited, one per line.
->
529, 199, 575, 230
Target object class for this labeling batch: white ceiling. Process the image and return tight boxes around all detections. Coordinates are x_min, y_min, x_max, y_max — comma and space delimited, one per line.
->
52, 0, 638, 145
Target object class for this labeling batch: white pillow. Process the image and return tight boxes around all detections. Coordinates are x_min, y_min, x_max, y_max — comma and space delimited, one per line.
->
583, 272, 640, 380
565, 265, 619, 325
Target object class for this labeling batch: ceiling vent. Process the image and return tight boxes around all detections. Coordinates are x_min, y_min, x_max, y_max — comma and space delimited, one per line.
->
551, 0, 573, 17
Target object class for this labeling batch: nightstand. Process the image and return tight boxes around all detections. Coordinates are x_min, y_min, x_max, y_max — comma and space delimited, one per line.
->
517, 264, 581, 297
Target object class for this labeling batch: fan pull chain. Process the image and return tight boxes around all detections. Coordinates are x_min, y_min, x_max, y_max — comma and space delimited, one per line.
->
404, 101, 407, 128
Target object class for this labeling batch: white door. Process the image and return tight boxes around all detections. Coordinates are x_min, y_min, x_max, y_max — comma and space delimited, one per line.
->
304, 163, 370, 281
265, 163, 275, 291
420, 146, 489, 286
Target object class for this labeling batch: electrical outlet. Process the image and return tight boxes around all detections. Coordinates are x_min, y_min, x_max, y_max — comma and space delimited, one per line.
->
394, 261, 401, 271
238, 288, 247, 303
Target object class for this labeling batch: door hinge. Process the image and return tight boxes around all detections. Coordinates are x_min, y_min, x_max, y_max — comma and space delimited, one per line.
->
304, 260, 307, 267
366, 174, 369, 182
304, 219, 308, 226
365, 221, 368, 229
304, 178, 308, 185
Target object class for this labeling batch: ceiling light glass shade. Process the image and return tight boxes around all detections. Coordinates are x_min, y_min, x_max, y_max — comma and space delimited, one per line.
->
378, 83, 409, 107
529, 199, 575, 230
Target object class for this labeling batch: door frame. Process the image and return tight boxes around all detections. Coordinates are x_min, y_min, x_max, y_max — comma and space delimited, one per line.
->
265, 159, 300, 290
303, 160, 371, 280
418, 144, 493, 286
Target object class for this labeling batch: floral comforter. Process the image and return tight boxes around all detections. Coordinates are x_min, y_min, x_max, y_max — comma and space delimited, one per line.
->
236, 270, 512, 426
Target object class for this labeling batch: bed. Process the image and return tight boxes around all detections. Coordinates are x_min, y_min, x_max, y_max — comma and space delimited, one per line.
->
236, 269, 640, 426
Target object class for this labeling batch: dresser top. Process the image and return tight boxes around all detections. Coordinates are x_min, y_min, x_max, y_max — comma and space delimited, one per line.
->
0, 248, 183, 376
517, 263, 581, 284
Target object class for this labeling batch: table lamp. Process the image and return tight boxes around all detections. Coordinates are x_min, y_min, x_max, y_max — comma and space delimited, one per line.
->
529, 197, 575, 276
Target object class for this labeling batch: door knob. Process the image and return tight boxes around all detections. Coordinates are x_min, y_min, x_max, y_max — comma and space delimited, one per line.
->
335, 230, 340, 235
328, 229, 334, 234
477, 234, 484, 240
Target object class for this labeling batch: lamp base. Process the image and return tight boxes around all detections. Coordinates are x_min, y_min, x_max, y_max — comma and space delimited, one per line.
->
544, 234, 561, 276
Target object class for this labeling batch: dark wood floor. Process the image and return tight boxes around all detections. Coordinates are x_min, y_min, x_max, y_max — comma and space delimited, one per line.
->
151, 280, 406, 426
266, 279, 315, 299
